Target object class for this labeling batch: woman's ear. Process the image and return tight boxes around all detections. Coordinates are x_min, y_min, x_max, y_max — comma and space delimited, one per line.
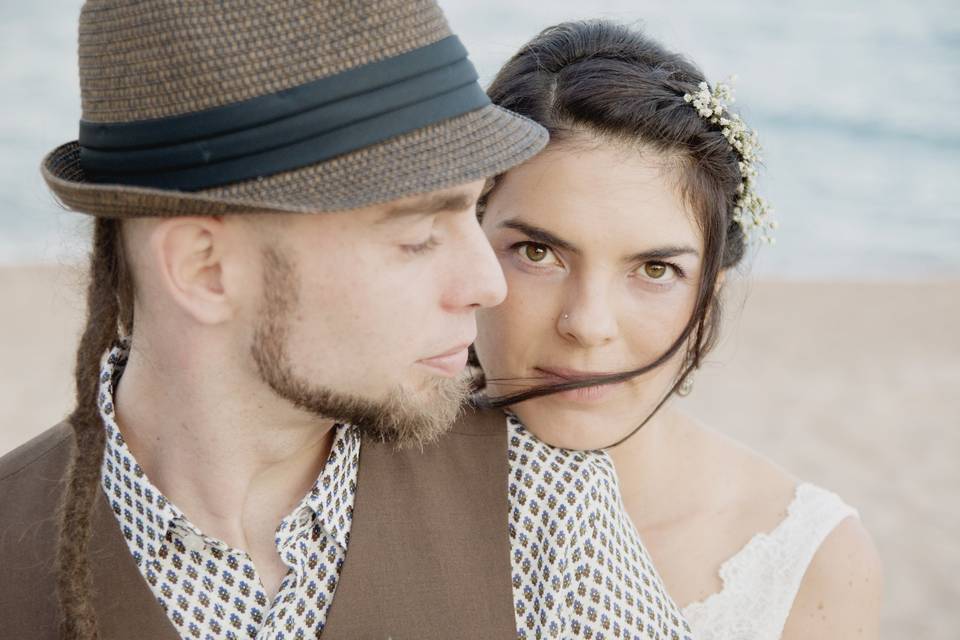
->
715, 268, 727, 292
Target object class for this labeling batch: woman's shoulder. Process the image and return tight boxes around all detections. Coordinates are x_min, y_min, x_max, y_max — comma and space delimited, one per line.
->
780, 503, 883, 639
684, 418, 871, 565
678, 417, 881, 638
679, 416, 799, 518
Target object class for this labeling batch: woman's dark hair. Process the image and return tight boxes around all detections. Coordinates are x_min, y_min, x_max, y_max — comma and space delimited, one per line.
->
475, 20, 750, 431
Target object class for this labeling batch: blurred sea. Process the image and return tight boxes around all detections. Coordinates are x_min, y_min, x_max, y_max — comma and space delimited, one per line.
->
1, 0, 957, 278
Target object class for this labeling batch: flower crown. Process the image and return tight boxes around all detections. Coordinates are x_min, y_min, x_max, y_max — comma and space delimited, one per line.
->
684, 78, 777, 245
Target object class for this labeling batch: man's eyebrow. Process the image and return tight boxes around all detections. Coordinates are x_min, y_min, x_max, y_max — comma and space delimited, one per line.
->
378, 191, 476, 222
499, 218, 700, 262
497, 219, 580, 254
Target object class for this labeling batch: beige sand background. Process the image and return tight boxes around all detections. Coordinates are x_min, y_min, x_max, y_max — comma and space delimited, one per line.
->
1, 264, 957, 638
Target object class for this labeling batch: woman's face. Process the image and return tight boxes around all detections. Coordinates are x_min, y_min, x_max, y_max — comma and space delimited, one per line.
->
475, 139, 705, 450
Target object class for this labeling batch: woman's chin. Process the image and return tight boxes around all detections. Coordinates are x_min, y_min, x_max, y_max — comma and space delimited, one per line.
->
514, 403, 635, 452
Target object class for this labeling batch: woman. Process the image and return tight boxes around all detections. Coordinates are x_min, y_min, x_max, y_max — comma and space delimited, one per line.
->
468, 20, 883, 639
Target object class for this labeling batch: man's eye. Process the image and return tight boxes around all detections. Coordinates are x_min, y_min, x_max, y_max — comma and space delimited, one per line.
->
402, 237, 440, 255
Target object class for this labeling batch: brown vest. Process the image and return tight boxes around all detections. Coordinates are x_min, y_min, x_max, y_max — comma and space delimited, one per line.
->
0, 407, 515, 639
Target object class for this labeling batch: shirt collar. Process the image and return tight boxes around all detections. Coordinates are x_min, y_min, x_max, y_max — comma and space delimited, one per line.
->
99, 338, 180, 561
274, 422, 359, 550
98, 339, 360, 560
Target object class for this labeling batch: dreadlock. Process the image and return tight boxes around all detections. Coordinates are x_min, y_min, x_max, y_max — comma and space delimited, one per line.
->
56, 217, 134, 639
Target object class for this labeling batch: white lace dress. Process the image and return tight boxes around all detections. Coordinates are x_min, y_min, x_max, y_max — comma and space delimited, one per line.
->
681, 483, 859, 639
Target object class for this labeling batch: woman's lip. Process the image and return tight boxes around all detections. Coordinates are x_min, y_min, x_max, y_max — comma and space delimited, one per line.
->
535, 367, 626, 403
536, 366, 621, 381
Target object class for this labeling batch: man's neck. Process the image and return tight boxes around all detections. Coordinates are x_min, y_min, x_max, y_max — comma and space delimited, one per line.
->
110, 340, 337, 555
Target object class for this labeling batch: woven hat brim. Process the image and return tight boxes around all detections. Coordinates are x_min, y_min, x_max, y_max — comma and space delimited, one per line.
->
41, 105, 547, 218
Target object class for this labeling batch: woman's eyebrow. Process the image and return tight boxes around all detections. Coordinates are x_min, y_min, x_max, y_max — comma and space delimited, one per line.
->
498, 219, 580, 254
499, 218, 699, 263
623, 246, 700, 263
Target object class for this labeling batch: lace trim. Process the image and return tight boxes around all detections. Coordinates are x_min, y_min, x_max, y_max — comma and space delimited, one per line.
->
681, 483, 858, 640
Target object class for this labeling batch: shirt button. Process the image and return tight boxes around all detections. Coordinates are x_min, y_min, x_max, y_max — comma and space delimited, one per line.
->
182, 531, 205, 554
296, 506, 313, 527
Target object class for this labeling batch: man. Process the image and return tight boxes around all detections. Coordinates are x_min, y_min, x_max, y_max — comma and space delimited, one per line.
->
0, 1, 546, 637
1, 2, 697, 640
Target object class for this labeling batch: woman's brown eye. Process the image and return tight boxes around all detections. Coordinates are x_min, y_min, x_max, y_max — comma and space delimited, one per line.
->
644, 263, 668, 279
524, 244, 549, 262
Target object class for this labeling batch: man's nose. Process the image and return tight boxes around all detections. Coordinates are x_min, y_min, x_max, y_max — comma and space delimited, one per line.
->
442, 217, 507, 311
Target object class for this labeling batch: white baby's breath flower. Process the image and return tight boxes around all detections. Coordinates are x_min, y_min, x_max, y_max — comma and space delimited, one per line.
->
683, 76, 776, 246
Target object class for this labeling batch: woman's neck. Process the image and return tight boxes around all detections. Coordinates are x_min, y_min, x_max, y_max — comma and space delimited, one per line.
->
605, 405, 712, 530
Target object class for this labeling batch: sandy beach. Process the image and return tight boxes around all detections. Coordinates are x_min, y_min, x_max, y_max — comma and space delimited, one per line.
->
1, 264, 957, 639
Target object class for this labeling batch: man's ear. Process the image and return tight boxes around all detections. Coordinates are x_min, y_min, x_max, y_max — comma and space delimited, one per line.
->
149, 216, 236, 325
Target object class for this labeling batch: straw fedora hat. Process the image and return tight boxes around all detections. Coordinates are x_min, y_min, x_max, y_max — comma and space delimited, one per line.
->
42, 0, 548, 218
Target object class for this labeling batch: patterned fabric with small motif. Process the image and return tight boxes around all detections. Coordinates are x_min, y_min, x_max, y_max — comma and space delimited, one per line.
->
97, 340, 360, 640
506, 413, 694, 640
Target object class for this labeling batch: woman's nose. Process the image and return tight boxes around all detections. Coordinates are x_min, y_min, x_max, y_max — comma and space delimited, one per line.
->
556, 277, 618, 348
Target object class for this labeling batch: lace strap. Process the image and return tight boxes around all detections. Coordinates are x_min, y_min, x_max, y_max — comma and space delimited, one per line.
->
764, 484, 858, 631
683, 483, 859, 640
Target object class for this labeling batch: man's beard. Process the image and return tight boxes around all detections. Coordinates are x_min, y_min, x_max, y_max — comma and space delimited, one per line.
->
250, 246, 468, 449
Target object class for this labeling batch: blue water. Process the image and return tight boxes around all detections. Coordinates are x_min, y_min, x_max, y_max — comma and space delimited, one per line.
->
1, 0, 957, 278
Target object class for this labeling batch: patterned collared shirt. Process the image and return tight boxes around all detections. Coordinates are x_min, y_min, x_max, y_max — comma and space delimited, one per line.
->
98, 342, 360, 640
506, 413, 694, 640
